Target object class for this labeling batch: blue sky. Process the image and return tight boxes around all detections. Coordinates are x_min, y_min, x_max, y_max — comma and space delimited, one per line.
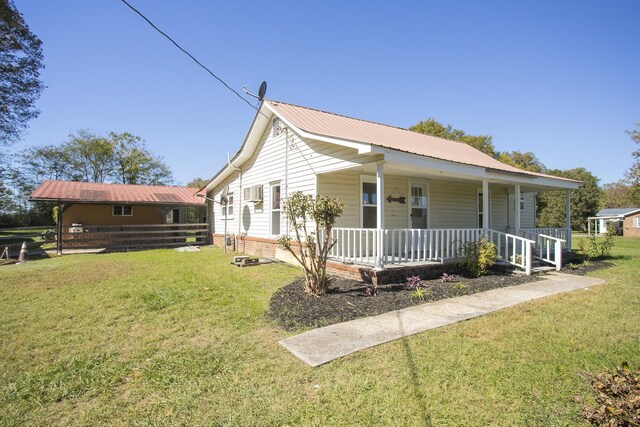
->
12, 0, 640, 186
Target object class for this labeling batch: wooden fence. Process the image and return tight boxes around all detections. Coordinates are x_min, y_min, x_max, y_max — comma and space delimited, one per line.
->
61, 223, 210, 250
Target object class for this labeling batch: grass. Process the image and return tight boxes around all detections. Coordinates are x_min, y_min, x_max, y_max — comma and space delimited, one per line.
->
0, 239, 639, 426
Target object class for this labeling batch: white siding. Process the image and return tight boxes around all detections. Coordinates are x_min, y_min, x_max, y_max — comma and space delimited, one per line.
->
319, 174, 513, 230
317, 172, 410, 228
210, 119, 375, 238
508, 192, 536, 229
430, 181, 478, 228
490, 188, 508, 232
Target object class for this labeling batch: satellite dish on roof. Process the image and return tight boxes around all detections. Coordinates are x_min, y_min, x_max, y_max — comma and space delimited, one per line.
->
258, 81, 267, 101
242, 81, 267, 101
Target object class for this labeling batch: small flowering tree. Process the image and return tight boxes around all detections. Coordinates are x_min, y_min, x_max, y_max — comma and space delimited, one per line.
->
278, 191, 344, 296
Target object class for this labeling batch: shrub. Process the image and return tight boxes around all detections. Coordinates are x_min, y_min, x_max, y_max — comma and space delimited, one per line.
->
580, 362, 640, 426
411, 287, 430, 302
441, 273, 459, 282
278, 192, 345, 296
406, 275, 422, 289
459, 236, 497, 277
580, 228, 616, 259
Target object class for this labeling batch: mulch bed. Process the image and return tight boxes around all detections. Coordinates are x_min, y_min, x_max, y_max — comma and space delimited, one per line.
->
561, 259, 615, 276
267, 271, 542, 331
267, 258, 615, 331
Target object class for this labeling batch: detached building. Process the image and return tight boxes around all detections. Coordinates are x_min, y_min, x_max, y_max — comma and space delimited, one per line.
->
588, 208, 640, 237
29, 180, 208, 252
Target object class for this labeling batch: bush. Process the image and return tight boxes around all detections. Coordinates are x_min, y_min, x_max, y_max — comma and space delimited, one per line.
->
580, 362, 640, 426
278, 192, 344, 296
579, 228, 616, 259
458, 236, 496, 277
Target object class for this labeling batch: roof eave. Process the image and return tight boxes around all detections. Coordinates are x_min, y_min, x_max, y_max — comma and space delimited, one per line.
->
203, 102, 273, 193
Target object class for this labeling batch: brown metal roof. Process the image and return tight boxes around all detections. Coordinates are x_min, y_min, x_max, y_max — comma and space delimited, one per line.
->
265, 100, 578, 182
30, 181, 205, 205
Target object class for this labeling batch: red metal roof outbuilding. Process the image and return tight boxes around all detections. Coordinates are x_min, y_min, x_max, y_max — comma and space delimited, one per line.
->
29, 180, 205, 206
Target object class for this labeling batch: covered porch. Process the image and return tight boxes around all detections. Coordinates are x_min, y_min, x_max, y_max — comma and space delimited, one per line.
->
318, 158, 577, 275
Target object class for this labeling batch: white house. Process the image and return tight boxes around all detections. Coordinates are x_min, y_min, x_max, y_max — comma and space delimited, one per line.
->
203, 100, 580, 278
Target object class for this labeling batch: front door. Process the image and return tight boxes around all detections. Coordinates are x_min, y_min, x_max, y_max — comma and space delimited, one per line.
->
410, 182, 428, 229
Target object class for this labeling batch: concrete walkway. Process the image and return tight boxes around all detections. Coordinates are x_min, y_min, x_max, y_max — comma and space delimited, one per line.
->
279, 272, 605, 367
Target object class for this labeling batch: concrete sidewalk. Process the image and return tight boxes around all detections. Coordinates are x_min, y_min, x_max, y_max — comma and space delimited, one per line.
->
279, 272, 606, 367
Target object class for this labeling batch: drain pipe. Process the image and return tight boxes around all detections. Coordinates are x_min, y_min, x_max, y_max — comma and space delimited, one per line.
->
227, 152, 242, 251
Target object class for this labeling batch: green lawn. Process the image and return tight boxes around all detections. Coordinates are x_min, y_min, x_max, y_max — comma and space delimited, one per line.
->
0, 241, 638, 426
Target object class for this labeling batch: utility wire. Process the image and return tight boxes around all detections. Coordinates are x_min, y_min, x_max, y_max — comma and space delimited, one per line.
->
120, 0, 259, 112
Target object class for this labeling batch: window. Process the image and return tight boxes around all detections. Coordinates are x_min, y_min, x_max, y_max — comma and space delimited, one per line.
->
410, 182, 428, 229
634, 217, 640, 228
221, 193, 234, 219
477, 191, 490, 227
166, 208, 180, 223
478, 192, 483, 227
361, 179, 377, 228
113, 205, 133, 216
271, 183, 281, 235
520, 196, 525, 210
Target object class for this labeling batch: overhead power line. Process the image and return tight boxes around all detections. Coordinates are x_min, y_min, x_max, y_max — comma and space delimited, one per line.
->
120, 0, 259, 112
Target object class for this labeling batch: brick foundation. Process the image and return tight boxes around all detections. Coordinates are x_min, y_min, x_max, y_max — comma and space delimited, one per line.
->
212, 233, 451, 284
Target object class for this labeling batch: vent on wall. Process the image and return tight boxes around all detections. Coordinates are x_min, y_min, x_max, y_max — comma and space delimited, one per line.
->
272, 118, 282, 138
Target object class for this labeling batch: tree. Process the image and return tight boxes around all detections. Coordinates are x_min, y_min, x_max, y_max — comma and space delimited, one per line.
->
19, 144, 68, 184
109, 131, 172, 185
601, 181, 636, 209
186, 177, 208, 189
64, 130, 114, 183
0, 0, 45, 145
537, 168, 601, 231
624, 123, 640, 205
496, 151, 546, 173
17, 130, 174, 186
409, 118, 497, 157
278, 192, 344, 296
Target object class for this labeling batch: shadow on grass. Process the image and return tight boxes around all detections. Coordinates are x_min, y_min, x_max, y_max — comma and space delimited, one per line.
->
396, 311, 433, 426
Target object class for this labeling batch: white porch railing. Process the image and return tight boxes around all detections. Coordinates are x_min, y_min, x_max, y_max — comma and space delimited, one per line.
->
532, 234, 565, 270
324, 227, 537, 275
519, 227, 569, 250
485, 229, 535, 275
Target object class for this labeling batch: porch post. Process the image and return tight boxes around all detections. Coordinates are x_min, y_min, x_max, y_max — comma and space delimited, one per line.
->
565, 189, 572, 249
56, 202, 63, 256
376, 162, 385, 268
482, 179, 489, 231
514, 184, 521, 233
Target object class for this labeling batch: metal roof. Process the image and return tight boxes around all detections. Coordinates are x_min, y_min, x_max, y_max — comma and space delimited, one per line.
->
30, 180, 205, 206
596, 208, 640, 217
265, 100, 579, 183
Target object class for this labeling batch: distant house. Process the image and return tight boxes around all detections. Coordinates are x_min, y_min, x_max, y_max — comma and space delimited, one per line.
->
29, 180, 208, 252
202, 100, 581, 277
588, 208, 640, 237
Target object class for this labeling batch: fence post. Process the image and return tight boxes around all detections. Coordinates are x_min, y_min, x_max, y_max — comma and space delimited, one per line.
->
525, 241, 533, 275
555, 240, 562, 271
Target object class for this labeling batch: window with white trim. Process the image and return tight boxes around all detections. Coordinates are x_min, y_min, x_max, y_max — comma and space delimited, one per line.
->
222, 193, 234, 219
113, 205, 133, 216
361, 179, 377, 228
634, 217, 640, 228
270, 183, 281, 235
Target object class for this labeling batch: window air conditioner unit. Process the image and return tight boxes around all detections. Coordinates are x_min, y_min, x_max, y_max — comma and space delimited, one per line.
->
244, 185, 263, 202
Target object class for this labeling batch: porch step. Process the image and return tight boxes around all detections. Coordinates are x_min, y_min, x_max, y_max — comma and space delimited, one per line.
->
511, 265, 556, 275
